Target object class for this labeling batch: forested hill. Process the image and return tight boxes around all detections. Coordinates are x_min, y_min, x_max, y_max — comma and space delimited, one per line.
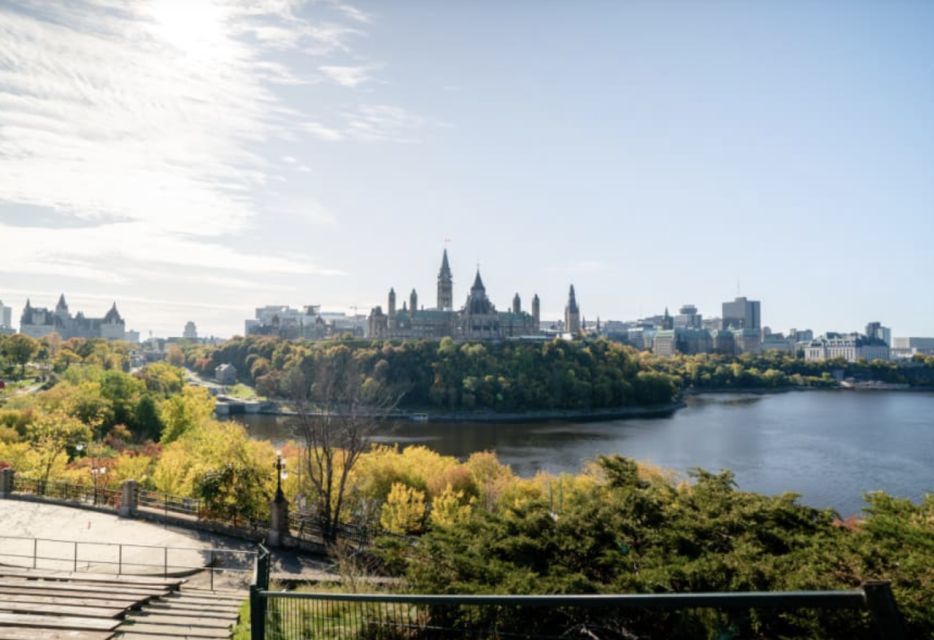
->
183, 337, 679, 411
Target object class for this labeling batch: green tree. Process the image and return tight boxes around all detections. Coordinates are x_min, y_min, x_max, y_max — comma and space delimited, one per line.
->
3, 334, 38, 378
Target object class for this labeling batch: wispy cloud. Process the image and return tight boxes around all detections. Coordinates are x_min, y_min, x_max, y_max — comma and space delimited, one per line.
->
0, 1, 372, 284
344, 104, 425, 142
319, 64, 378, 88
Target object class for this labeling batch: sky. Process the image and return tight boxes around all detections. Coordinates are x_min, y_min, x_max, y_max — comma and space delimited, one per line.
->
0, 0, 932, 338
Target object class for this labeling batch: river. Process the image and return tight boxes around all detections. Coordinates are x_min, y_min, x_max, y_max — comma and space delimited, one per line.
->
227, 390, 934, 516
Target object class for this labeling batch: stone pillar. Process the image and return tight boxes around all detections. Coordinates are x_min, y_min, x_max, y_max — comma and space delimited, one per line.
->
266, 494, 289, 548
119, 480, 138, 517
0, 468, 13, 498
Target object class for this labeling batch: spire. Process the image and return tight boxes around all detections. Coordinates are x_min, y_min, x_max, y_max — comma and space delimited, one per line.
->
103, 302, 122, 323
512, 292, 521, 314
436, 249, 454, 310
439, 249, 452, 278
472, 269, 485, 291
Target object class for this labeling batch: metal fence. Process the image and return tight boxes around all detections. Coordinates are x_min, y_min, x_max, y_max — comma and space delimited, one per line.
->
12, 475, 122, 510
0, 534, 257, 590
288, 512, 377, 549
250, 585, 906, 640
137, 488, 202, 520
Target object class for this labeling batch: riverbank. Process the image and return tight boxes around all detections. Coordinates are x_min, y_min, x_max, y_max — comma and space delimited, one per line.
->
216, 399, 685, 423
395, 402, 685, 424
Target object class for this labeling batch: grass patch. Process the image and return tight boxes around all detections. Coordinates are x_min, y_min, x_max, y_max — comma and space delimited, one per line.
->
226, 383, 260, 400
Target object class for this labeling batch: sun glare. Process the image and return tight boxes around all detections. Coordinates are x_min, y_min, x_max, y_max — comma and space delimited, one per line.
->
147, 0, 229, 60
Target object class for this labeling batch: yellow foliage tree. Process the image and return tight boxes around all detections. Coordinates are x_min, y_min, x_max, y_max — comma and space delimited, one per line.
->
109, 452, 154, 487
429, 484, 473, 529
159, 386, 216, 443
380, 482, 426, 534
25, 410, 92, 486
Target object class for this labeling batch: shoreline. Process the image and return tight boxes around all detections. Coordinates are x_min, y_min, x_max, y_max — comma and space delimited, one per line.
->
217, 384, 934, 424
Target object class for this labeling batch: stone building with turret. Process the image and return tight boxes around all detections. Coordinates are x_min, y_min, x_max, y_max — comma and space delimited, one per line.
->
368, 250, 542, 341
19, 294, 126, 340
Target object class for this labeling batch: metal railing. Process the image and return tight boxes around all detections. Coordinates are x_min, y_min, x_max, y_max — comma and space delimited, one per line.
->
288, 512, 377, 549
12, 476, 122, 510
0, 534, 257, 591
137, 488, 202, 520
250, 584, 907, 640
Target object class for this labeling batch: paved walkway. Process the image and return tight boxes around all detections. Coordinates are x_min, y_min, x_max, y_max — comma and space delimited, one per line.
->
0, 502, 249, 551
0, 501, 366, 585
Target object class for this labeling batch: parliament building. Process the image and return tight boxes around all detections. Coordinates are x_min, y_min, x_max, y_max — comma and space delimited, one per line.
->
368, 250, 558, 341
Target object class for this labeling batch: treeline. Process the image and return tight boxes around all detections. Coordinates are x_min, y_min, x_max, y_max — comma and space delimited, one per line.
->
651, 351, 934, 390
0, 333, 131, 379
183, 337, 680, 410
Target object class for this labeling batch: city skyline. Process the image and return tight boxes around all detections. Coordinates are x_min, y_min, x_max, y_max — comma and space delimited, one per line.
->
1, 2, 933, 337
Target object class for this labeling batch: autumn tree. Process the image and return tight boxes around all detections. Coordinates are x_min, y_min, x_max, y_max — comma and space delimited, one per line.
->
25, 411, 92, 489
159, 386, 216, 443
285, 348, 403, 542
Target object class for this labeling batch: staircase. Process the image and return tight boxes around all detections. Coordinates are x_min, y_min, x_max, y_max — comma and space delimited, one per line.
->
113, 586, 246, 640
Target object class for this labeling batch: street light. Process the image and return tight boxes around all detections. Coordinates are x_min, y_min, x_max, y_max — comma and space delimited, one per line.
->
90, 466, 107, 505
274, 451, 287, 503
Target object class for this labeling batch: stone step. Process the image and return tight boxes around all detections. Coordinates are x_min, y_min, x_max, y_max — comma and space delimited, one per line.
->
141, 604, 238, 620
0, 592, 135, 609
161, 596, 242, 607
115, 622, 230, 638
0, 612, 119, 631
125, 613, 232, 629
0, 627, 113, 640
0, 601, 124, 619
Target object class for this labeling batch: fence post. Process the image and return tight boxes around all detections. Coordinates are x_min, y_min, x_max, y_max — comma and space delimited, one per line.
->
250, 585, 266, 640
209, 550, 215, 592
864, 581, 908, 640
73, 541, 78, 572
163, 547, 168, 578
119, 480, 137, 517
32, 538, 37, 569
118, 544, 123, 575
0, 468, 13, 498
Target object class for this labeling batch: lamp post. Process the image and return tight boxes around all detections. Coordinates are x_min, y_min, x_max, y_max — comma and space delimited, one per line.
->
268, 451, 289, 547
91, 466, 107, 505
274, 452, 287, 504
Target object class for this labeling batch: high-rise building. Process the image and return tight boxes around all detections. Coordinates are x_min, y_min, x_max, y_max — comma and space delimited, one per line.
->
865, 322, 891, 346
183, 321, 198, 339
437, 249, 453, 310
674, 304, 702, 329
531, 294, 540, 331
0, 300, 12, 333
722, 296, 761, 331
564, 285, 581, 335
410, 289, 418, 313
512, 293, 521, 314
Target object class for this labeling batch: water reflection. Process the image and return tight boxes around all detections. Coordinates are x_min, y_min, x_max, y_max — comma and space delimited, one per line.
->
227, 390, 934, 516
